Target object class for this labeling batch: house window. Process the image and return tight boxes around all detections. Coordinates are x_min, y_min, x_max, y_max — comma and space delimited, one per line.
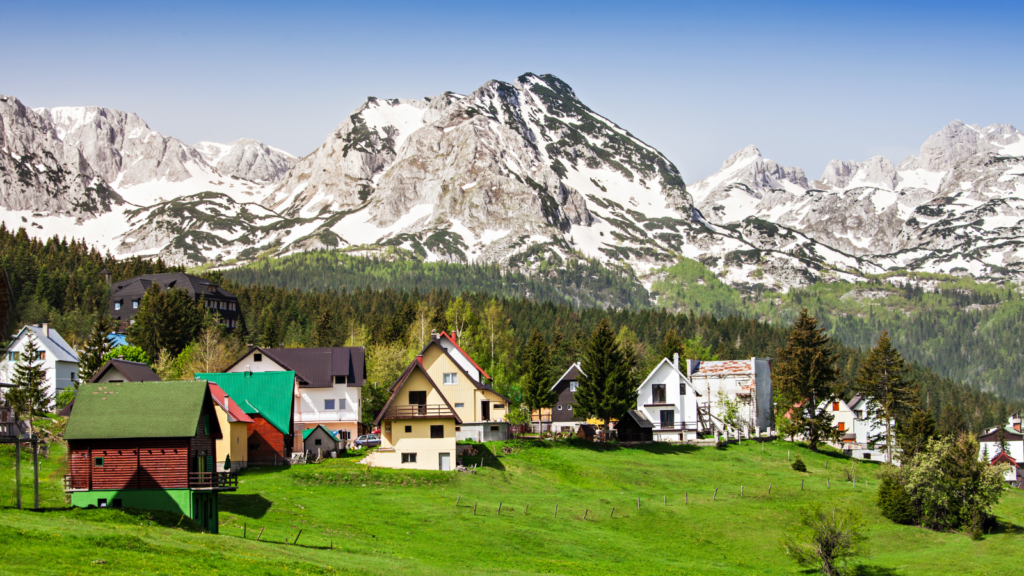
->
249, 442, 260, 451
132, 300, 139, 309
7, 352, 17, 362
680, 383, 686, 395
443, 373, 457, 385
864, 453, 872, 460
569, 381, 578, 392
338, 399, 346, 410
94, 457, 104, 467
490, 425, 499, 431
409, 391, 426, 405
334, 375, 348, 384
494, 404, 504, 409
838, 422, 846, 432
112, 499, 123, 508
324, 400, 336, 410
402, 453, 417, 464
652, 384, 666, 403
454, 403, 464, 408
405, 425, 412, 433
833, 402, 840, 411
455, 426, 461, 431
114, 302, 121, 311
314, 439, 322, 446
37, 351, 46, 360
254, 353, 262, 362
557, 405, 563, 410
431, 425, 444, 438
71, 372, 76, 382
568, 405, 573, 411
98, 499, 108, 508
660, 410, 674, 428
855, 410, 863, 419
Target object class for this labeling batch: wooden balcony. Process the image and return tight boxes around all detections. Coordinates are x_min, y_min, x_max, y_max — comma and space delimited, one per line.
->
63, 475, 89, 492
189, 471, 238, 491
380, 404, 457, 420
654, 421, 700, 432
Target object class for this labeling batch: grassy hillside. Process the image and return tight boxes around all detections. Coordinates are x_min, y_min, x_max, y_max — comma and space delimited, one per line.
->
3, 438, 1022, 575
653, 258, 1024, 402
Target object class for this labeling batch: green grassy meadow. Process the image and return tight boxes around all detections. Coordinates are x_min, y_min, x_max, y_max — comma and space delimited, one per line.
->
2, 438, 1022, 575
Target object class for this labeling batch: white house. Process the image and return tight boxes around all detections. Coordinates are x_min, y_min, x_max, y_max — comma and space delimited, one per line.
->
636, 354, 701, 441
978, 412, 1024, 474
846, 395, 895, 462
687, 358, 773, 433
225, 346, 365, 447
816, 396, 857, 449
1, 324, 80, 406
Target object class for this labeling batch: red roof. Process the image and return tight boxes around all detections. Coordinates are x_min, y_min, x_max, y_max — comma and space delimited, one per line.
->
990, 451, 1019, 467
439, 331, 491, 380
691, 360, 753, 376
209, 383, 254, 424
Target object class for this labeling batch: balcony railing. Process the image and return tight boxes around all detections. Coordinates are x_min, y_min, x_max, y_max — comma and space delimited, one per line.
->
63, 475, 88, 492
380, 404, 457, 420
653, 421, 700, 432
295, 411, 359, 423
189, 471, 238, 491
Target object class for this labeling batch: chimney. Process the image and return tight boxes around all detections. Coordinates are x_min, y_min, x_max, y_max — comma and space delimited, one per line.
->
673, 352, 679, 370
41, 323, 49, 338
450, 331, 457, 345
416, 354, 423, 365
1012, 412, 1022, 432
247, 344, 254, 353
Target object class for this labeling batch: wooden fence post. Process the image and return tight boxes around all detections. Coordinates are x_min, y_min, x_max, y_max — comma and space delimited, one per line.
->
257, 527, 265, 541
554, 504, 558, 517
244, 522, 247, 539
637, 497, 640, 510
294, 530, 302, 545
584, 509, 588, 520
497, 503, 502, 515
525, 503, 529, 515
768, 483, 772, 495
610, 507, 615, 518
740, 485, 743, 497
801, 479, 804, 491
685, 492, 688, 504
714, 488, 718, 501
456, 494, 461, 506
827, 477, 830, 489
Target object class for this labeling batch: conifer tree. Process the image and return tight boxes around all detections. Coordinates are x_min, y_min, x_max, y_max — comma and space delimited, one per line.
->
313, 309, 337, 347
854, 331, 918, 463
78, 315, 114, 385
521, 329, 556, 420
774, 309, 842, 451
896, 409, 935, 461
7, 336, 52, 436
660, 328, 684, 362
574, 319, 637, 430
127, 284, 205, 358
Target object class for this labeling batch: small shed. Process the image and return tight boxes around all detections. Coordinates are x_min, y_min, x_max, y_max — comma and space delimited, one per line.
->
577, 424, 597, 441
616, 410, 654, 443
303, 425, 339, 454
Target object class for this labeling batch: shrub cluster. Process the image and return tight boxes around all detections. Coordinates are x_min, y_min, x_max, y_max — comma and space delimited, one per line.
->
791, 456, 807, 472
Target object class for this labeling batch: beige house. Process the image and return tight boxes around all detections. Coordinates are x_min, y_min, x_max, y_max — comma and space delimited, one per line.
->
414, 332, 509, 441
371, 361, 460, 471
209, 383, 252, 472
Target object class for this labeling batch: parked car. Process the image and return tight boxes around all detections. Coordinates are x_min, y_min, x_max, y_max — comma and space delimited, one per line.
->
355, 434, 380, 448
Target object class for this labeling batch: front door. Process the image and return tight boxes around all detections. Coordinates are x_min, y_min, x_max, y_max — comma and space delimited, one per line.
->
439, 452, 450, 471
481, 401, 490, 421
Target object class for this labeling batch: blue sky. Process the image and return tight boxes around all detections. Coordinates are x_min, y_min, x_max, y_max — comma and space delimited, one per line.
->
3, 1, 1022, 182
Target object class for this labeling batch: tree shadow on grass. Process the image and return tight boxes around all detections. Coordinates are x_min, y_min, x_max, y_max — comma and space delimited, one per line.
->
627, 442, 701, 456
851, 564, 900, 576
220, 493, 273, 519
987, 518, 1024, 536
459, 444, 506, 471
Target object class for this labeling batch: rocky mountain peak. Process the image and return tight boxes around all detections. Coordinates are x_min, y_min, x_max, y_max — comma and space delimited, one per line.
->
194, 139, 296, 184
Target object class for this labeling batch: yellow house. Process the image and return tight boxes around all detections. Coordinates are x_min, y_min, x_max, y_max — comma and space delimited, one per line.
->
210, 383, 252, 472
372, 361, 460, 471
409, 333, 510, 441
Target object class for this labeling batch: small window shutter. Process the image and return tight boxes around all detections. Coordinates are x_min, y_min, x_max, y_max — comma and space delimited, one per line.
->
204, 415, 210, 435
206, 455, 214, 472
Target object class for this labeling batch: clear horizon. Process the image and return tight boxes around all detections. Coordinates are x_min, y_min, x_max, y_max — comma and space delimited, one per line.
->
2, 0, 1022, 184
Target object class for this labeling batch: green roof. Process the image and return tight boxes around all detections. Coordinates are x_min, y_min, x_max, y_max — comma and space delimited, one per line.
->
196, 371, 294, 435
65, 380, 209, 440
302, 425, 338, 441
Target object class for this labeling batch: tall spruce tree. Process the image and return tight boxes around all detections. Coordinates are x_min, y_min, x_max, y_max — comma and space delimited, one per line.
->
896, 409, 935, 462
574, 319, 637, 430
521, 329, 556, 420
127, 284, 206, 359
78, 315, 115, 385
854, 331, 918, 463
660, 328, 685, 362
313, 309, 337, 347
7, 336, 52, 436
774, 309, 843, 451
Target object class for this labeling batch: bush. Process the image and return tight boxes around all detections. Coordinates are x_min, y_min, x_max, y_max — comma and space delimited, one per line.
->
715, 440, 728, 450
781, 504, 866, 576
877, 468, 916, 525
791, 456, 807, 472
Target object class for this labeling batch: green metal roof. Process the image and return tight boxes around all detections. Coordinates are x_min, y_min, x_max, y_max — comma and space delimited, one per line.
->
302, 425, 338, 441
65, 380, 208, 440
196, 371, 294, 435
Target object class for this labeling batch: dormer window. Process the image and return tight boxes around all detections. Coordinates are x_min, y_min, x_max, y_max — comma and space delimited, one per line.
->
333, 375, 348, 385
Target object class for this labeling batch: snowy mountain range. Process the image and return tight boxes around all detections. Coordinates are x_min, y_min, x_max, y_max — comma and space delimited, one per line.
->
3, 75, 1023, 296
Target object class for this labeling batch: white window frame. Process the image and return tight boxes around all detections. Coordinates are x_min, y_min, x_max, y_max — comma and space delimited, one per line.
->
454, 403, 464, 408
569, 381, 578, 392
324, 399, 335, 410
338, 399, 346, 410
443, 373, 457, 385
557, 405, 563, 410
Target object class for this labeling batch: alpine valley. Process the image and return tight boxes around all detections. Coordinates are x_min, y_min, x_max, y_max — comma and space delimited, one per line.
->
3, 73, 1024, 297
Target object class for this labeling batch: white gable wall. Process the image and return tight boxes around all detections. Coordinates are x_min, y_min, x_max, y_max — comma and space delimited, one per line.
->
0, 331, 79, 404
636, 359, 699, 441
437, 337, 480, 381
227, 350, 287, 374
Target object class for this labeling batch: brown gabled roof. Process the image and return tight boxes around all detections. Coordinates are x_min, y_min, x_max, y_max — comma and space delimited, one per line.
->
990, 451, 1019, 467
225, 346, 365, 388
399, 341, 510, 402
374, 361, 462, 426
89, 359, 160, 383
